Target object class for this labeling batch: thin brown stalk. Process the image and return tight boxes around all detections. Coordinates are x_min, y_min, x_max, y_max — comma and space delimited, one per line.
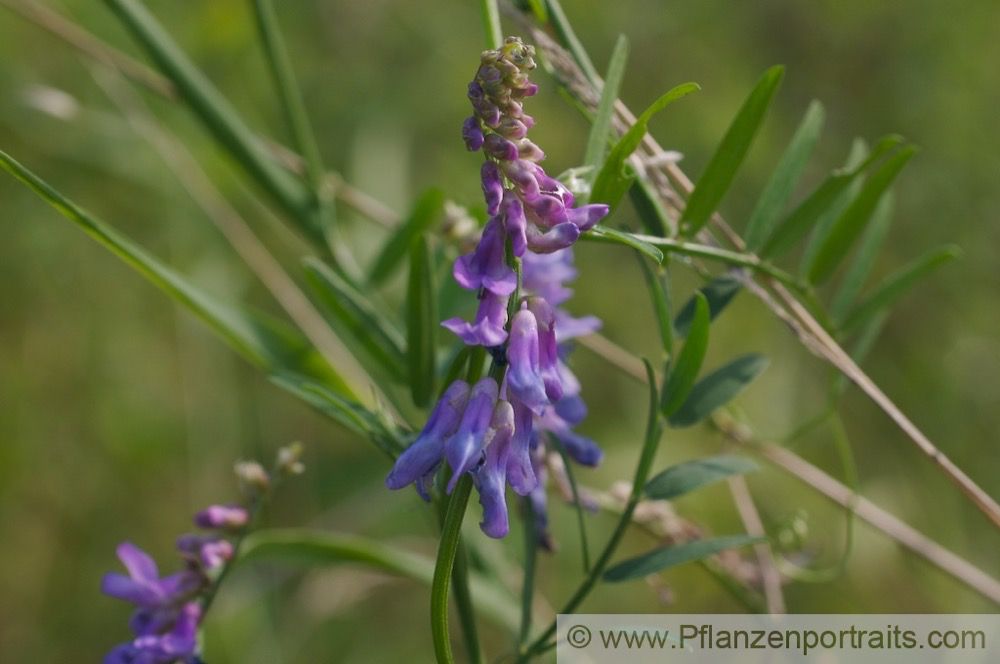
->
727, 475, 786, 614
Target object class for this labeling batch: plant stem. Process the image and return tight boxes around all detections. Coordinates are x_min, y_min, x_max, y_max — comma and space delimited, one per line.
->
451, 539, 484, 664
518, 495, 538, 648
520, 360, 662, 659
431, 474, 475, 664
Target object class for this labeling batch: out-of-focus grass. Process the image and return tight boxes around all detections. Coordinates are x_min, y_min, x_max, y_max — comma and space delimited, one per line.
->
1, 0, 998, 661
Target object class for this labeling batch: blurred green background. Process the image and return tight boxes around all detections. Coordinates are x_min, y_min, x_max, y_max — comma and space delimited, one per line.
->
1, 0, 998, 661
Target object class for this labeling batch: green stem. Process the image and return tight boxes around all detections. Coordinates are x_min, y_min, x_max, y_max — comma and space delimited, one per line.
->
518, 495, 538, 648
451, 539, 484, 664
480, 0, 503, 49
626, 233, 807, 292
431, 474, 474, 664
521, 360, 663, 659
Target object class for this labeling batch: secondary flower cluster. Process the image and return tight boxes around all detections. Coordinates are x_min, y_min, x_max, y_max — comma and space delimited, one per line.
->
101, 447, 301, 663
387, 37, 608, 542
101, 504, 247, 663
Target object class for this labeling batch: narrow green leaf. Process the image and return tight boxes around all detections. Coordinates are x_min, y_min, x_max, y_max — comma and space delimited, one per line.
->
644, 455, 759, 500
807, 146, 917, 284
303, 257, 407, 382
544, 0, 601, 85
479, 0, 502, 49
590, 82, 700, 210
744, 100, 824, 251
407, 234, 437, 408
668, 353, 769, 428
674, 275, 742, 339
0, 147, 353, 397
582, 224, 664, 263
583, 35, 629, 183
829, 192, 894, 324
841, 245, 960, 334
636, 255, 673, 358
103, 0, 321, 243
268, 376, 402, 458
369, 188, 444, 285
604, 535, 763, 582
680, 66, 784, 237
661, 294, 709, 417
239, 528, 520, 634
524, 0, 548, 23
760, 135, 903, 258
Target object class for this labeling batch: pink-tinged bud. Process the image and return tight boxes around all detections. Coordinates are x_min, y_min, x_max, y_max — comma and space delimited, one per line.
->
194, 504, 249, 531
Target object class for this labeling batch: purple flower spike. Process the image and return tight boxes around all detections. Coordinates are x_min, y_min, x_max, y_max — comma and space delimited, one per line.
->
445, 377, 500, 492
526, 222, 580, 254
462, 116, 484, 152
481, 161, 503, 215
506, 309, 549, 413
526, 298, 562, 402
386, 381, 471, 492
177, 535, 234, 571
193, 504, 248, 531
473, 401, 514, 538
441, 290, 509, 347
106, 602, 202, 664
501, 191, 527, 257
567, 203, 610, 231
453, 218, 517, 296
505, 397, 537, 495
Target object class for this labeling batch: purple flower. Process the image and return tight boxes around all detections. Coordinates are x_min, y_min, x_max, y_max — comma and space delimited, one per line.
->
445, 377, 500, 492
105, 602, 201, 664
506, 308, 549, 414
462, 116, 484, 152
501, 190, 527, 258
472, 401, 515, 538
526, 298, 562, 402
385, 380, 471, 495
101, 543, 201, 612
453, 218, 516, 296
441, 289, 509, 347
505, 397, 537, 495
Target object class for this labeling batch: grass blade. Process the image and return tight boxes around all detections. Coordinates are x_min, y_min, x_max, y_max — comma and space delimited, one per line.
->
582, 34, 628, 185
250, 0, 327, 200
239, 528, 519, 634
103, 0, 321, 243
603, 535, 762, 582
660, 293, 709, 417
668, 353, 769, 428
680, 66, 784, 237
302, 257, 407, 382
644, 455, 759, 501
840, 245, 960, 334
0, 147, 352, 396
673, 275, 742, 339
407, 233, 438, 408
744, 100, 824, 251
590, 82, 700, 210
807, 146, 917, 284
369, 188, 444, 286
759, 135, 902, 259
